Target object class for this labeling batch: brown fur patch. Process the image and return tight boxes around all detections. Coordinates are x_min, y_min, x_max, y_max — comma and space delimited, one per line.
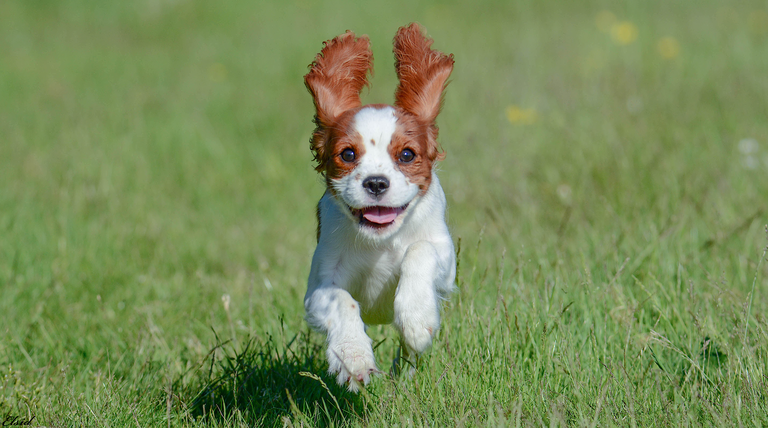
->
389, 108, 435, 193
321, 108, 366, 184
305, 31, 373, 171
393, 23, 454, 164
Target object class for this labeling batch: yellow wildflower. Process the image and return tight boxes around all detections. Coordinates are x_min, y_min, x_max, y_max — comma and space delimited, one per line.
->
657, 37, 680, 59
506, 105, 538, 125
610, 21, 638, 45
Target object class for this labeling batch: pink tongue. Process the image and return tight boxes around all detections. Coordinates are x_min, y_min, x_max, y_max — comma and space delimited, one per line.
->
362, 206, 399, 224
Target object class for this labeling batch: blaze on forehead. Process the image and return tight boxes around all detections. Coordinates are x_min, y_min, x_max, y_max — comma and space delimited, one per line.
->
352, 104, 398, 144
349, 104, 438, 163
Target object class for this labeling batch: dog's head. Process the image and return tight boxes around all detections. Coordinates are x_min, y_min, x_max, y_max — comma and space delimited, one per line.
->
305, 23, 453, 239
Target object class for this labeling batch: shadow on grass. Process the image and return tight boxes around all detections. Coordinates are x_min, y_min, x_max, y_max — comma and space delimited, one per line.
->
185, 322, 367, 427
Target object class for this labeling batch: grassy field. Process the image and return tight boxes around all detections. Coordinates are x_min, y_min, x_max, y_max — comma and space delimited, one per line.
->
2, 0, 768, 427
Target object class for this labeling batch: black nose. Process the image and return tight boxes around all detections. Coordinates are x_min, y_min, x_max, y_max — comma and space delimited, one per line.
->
362, 176, 390, 196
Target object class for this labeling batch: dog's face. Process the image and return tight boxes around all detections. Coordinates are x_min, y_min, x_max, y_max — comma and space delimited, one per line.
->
305, 24, 453, 239
322, 105, 434, 237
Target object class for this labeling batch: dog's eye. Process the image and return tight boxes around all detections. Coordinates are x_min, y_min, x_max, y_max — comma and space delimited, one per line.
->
340, 148, 356, 162
399, 148, 416, 163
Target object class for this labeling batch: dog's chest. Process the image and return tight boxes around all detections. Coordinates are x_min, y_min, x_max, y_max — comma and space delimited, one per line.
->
342, 247, 403, 324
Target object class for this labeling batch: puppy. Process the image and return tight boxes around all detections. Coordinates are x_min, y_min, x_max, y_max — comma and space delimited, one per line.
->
303, 23, 456, 392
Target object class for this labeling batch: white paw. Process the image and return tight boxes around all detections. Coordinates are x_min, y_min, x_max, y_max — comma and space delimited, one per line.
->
399, 318, 436, 355
327, 341, 379, 392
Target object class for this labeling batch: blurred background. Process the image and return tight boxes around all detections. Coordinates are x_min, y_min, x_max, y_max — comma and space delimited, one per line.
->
1, 0, 767, 427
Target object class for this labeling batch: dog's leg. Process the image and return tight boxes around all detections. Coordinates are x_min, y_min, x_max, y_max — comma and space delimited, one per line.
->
393, 240, 443, 372
305, 287, 378, 392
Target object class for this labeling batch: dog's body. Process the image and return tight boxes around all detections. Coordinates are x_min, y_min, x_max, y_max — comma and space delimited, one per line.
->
303, 24, 455, 391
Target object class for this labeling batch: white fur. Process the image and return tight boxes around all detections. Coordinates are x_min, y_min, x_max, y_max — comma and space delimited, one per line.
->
305, 108, 456, 391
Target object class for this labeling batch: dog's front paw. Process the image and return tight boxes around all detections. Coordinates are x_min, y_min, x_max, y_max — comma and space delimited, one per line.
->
398, 315, 437, 355
327, 341, 379, 392
395, 292, 440, 356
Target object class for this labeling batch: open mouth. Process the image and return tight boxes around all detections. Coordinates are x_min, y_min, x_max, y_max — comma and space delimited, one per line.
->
351, 205, 408, 229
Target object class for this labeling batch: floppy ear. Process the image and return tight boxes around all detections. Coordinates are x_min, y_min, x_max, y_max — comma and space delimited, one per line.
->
393, 23, 454, 159
305, 31, 373, 170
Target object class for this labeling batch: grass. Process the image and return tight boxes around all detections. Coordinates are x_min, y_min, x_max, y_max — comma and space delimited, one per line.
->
1, 0, 768, 427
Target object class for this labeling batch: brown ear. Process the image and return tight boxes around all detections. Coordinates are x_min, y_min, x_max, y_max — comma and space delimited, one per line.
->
305, 31, 373, 169
393, 23, 454, 133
